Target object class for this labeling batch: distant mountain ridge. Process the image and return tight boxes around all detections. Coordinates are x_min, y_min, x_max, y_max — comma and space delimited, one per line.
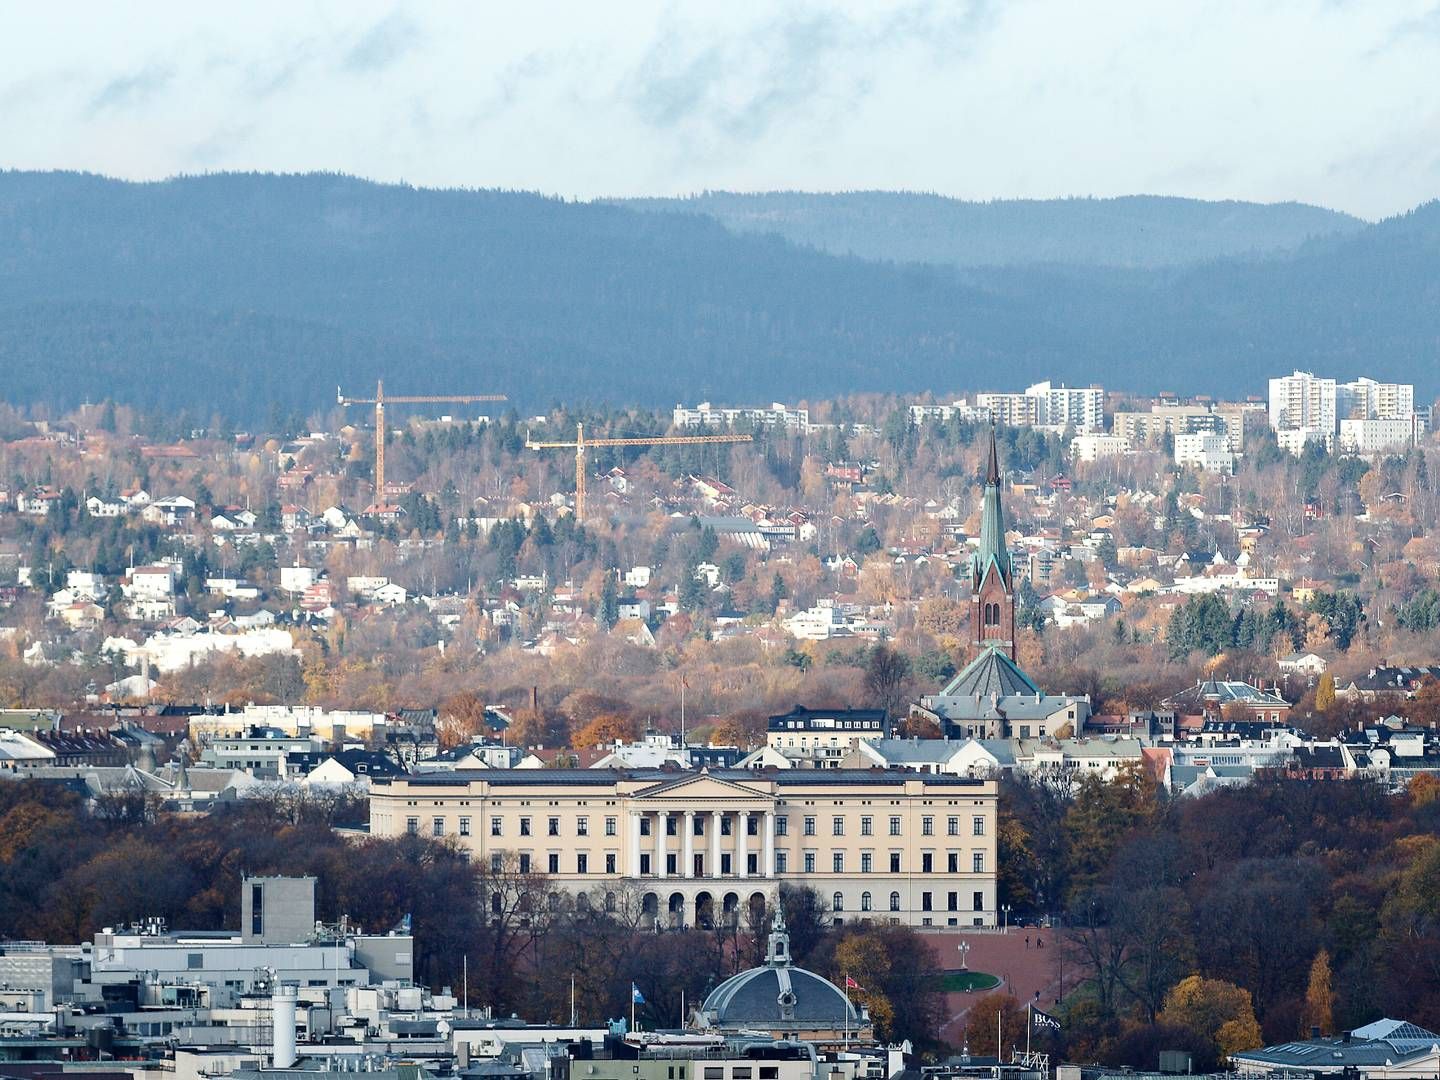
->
0, 171, 1434, 422
610, 191, 1367, 269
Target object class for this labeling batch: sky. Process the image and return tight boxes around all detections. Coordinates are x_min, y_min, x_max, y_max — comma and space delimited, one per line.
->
3, 1, 1439, 220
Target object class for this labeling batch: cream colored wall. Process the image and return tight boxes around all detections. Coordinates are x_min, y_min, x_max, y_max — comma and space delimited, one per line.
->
370, 773, 998, 929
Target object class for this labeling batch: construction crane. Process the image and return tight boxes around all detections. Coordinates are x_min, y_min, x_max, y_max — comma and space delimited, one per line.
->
525, 422, 752, 522
338, 381, 506, 505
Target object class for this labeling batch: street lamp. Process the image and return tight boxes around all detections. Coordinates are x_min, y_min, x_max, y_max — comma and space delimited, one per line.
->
957, 940, 970, 971
1001, 904, 1011, 934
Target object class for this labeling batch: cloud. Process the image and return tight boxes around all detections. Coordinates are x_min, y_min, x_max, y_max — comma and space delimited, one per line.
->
342, 11, 422, 73
88, 64, 174, 113
621, 1, 997, 144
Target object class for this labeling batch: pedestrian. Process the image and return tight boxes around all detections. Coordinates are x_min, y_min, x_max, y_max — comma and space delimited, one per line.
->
1024, 935, 1030, 949
1037, 937, 1044, 949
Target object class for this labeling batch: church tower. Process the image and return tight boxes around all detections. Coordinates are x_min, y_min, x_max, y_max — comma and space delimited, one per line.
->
971, 428, 1016, 660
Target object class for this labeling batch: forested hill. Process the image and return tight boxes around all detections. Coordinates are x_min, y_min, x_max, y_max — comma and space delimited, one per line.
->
0, 171, 1436, 422
611, 191, 1367, 269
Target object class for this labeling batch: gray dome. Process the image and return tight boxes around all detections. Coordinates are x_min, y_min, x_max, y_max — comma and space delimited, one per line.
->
701, 965, 860, 1027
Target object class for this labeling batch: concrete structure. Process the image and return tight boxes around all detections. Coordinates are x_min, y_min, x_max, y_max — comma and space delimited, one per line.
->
369, 768, 999, 929
242, 876, 317, 945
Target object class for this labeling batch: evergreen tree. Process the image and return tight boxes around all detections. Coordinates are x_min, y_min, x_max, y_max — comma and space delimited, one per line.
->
597, 573, 619, 629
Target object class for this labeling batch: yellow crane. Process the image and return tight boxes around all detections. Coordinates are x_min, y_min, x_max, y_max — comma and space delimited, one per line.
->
338, 381, 506, 505
525, 422, 752, 522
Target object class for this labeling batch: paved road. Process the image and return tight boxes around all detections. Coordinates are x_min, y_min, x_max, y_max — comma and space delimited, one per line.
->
925, 929, 1073, 1046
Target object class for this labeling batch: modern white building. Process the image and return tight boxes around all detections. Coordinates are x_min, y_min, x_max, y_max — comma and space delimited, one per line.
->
976, 381, 1105, 432
1275, 426, 1334, 456
1269, 371, 1338, 434
673, 401, 810, 432
1173, 432, 1236, 473
1338, 377, 1415, 421
1071, 433, 1131, 463
907, 399, 994, 426
1339, 416, 1425, 455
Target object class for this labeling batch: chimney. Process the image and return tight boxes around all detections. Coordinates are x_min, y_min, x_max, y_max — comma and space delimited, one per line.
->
272, 985, 298, 1068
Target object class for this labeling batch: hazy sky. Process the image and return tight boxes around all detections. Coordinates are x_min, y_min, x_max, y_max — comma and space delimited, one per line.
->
4, 1, 1439, 220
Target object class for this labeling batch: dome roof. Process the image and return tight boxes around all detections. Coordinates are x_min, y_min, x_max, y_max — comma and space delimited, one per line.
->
702, 965, 860, 1027
697, 908, 861, 1030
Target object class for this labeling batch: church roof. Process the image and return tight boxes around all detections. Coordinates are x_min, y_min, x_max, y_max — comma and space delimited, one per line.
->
940, 645, 1040, 698
973, 428, 1012, 585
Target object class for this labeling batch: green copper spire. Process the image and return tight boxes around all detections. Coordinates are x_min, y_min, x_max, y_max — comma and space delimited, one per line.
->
975, 427, 1011, 583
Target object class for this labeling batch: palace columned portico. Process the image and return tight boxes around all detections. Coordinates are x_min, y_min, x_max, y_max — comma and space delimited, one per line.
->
369, 767, 999, 930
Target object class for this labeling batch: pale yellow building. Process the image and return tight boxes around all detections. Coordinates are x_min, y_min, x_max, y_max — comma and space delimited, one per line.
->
369, 767, 998, 930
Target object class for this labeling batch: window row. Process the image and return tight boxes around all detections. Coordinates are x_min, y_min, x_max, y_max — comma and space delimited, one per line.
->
832, 889, 987, 913
460, 849, 986, 876
421, 813, 989, 839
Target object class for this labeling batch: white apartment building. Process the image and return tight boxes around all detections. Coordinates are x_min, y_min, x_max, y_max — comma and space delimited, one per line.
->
1173, 432, 1236, 474
1113, 406, 1243, 452
673, 402, 810, 432
1339, 417, 1425, 456
907, 399, 993, 426
975, 381, 1104, 432
1268, 371, 1338, 434
1338, 377, 1415, 421
369, 768, 999, 929
1276, 426, 1334, 456
1071, 434, 1131, 463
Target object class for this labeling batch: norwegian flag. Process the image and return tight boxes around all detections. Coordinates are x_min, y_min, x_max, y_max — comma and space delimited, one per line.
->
844, 976, 862, 990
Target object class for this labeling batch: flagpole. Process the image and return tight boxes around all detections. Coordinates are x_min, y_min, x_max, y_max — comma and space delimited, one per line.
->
997, 1008, 1002, 1065
1026, 1004, 1031, 1062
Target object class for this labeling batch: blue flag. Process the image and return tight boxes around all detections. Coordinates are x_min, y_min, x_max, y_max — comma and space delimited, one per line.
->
631, 983, 646, 1005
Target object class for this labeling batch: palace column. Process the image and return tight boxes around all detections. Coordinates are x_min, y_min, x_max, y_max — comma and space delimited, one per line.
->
654, 811, 667, 879
683, 810, 696, 878
628, 811, 642, 877
737, 812, 749, 879
763, 811, 776, 878
710, 811, 723, 877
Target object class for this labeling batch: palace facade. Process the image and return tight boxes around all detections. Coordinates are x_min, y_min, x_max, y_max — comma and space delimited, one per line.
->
369, 768, 998, 930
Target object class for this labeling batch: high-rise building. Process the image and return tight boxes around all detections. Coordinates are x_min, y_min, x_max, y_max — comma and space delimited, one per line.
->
1337, 378, 1416, 421
1268, 371, 1337, 434
974, 381, 1104, 432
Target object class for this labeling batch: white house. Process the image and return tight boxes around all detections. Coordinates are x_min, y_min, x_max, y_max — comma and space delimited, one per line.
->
127, 564, 178, 599
86, 494, 127, 517
371, 581, 408, 605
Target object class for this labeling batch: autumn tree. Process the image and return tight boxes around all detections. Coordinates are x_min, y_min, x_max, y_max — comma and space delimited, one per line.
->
1314, 672, 1336, 712
507, 706, 568, 749
964, 991, 1027, 1058
1303, 949, 1334, 1036
1158, 976, 1263, 1060
572, 713, 641, 749
438, 690, 490, 747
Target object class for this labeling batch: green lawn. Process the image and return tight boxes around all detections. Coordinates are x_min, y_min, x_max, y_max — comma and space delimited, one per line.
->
937, 970, 1001, 992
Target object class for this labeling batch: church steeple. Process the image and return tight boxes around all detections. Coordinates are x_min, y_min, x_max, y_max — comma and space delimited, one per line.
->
972, 427, 1017, 661
975, 427, 1011, 585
